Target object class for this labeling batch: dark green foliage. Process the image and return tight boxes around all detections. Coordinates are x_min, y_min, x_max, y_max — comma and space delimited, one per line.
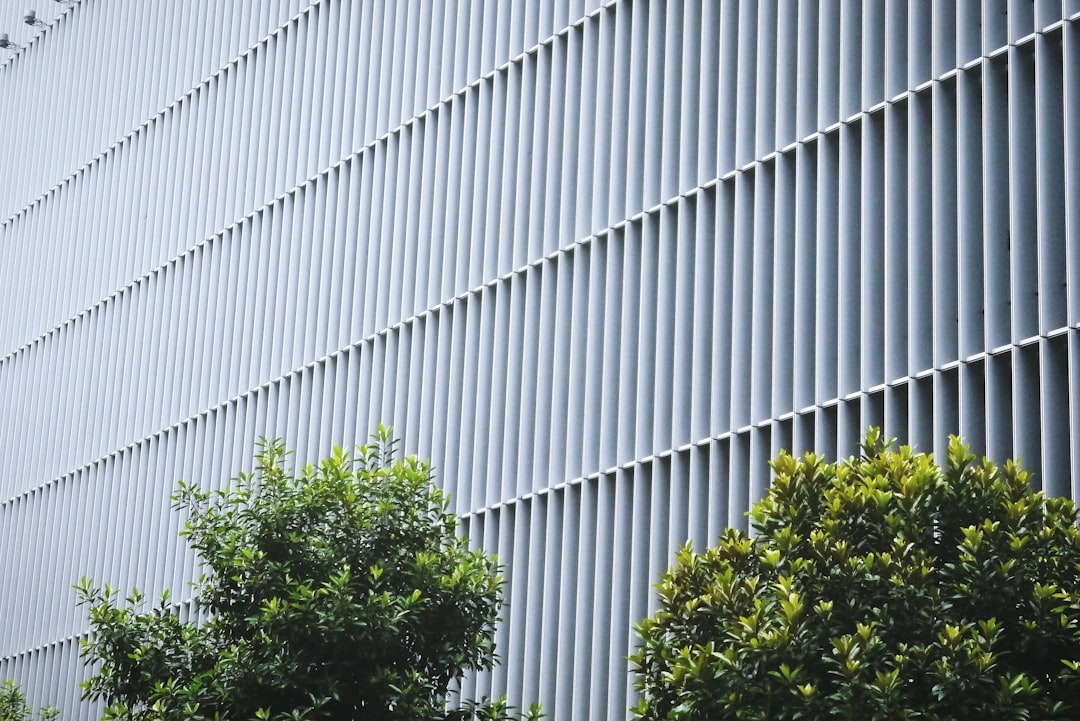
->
631, 429, 1080, 721
78, 427, 541, 721
0, 680, 57, 721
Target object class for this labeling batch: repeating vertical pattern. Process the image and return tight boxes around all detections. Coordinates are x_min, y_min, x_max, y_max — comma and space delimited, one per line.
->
2, 1, 1080, 718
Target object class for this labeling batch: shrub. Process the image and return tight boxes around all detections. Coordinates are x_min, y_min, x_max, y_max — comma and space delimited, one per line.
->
78, 427, 540, 721
0, 680, 57, 721
631, 429, 1080, 721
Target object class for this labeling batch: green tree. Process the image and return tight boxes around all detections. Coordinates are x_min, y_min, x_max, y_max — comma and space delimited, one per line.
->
0, 680, 57, 721
78, 427, 540, 721
631, 429, 1080, 721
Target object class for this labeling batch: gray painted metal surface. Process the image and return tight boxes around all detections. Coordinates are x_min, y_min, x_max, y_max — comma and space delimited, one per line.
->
2, 1, 1080, 718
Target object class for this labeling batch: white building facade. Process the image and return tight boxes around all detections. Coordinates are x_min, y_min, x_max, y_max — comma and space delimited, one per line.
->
2, 1, 1080, 718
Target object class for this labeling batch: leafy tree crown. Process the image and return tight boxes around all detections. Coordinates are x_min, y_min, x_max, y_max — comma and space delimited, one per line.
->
631, 429, 1080, 721
78, 427, 540, 721
0, 680, 57, 721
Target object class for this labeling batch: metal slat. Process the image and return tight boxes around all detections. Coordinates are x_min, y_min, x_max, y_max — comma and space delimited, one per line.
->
1, 4, 1080, 720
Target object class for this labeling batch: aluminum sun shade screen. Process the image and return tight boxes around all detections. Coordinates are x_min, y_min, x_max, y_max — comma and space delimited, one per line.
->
2, 0, 1080, 717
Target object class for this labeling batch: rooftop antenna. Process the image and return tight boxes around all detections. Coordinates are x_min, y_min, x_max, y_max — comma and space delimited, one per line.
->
24, 9, 47, 28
